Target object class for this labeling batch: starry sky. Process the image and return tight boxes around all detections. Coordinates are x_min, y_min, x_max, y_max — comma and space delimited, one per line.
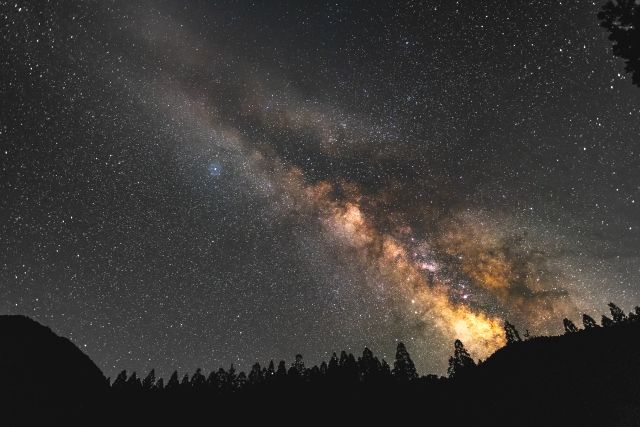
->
2, 0, 640, 378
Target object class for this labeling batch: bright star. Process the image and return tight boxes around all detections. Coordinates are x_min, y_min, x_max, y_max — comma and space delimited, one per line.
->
208, 161, 222, 177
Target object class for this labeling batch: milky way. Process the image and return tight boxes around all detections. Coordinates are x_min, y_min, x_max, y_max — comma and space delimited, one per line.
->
2, 0, 640, 377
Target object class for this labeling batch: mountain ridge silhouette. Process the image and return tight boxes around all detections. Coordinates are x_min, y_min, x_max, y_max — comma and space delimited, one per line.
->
0, 315, 108, 425
2, 313, 639, 426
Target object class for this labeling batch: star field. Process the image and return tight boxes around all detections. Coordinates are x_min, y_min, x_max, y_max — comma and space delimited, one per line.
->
1, 0, 639, 378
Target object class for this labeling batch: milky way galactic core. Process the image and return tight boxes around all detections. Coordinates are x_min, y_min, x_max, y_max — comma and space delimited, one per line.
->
2, 0, 639, 376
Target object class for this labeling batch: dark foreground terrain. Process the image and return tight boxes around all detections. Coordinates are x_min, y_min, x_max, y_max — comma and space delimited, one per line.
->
2, 310, 640, 426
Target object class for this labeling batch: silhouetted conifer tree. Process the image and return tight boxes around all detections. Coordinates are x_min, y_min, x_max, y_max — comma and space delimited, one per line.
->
191, 368, 206, 391
206, 371, 219, 392
345, 353, 358, 378
381, 360, 391, 376
599, 0, 640, 86
319, 361, 328, 375
328, 352, 339, 372
504, 321, 522, 344
339, 350, 349, 367
276, 361, 287, 379
308, 365, 321, 381
249, 363, 263, 385
234, 371, 247, 389
583, 314, 599, 329
215, 368, 227, 391
392, 342, 418, 381
127, 372, 141, 391
180, 373, 190, 390
155, 377, 164, 390
265, 360, 275, 381
142, 369, 155, 390
608, 303, 627, 323
291, 354, 305, 377
166, 371, 180, 391
112, 370, 127, 389
447, 339, 476, 378
226, 365, 237, 391
601, 315, 615, 327
359, 347, 381, 381
563, 318, 579, 334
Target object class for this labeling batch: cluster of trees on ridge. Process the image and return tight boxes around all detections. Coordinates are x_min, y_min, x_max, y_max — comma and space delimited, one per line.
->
109, 302, 640, 394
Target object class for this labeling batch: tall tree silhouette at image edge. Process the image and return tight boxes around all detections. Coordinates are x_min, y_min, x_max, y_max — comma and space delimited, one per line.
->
599, 0, 640, 86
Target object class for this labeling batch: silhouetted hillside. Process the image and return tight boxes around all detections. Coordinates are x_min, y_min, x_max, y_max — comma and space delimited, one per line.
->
0, 315, 108, 425
449, 321, 640, 426
3, 309, 640, 426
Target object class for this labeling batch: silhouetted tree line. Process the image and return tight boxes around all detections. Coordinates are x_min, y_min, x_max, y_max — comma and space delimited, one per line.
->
108, 303, 640, 395
499, 303, 640, 346
562, 302, 640, 334
110, 342, 426, 396
108, 302, 639, 396
4, 302, 640, 426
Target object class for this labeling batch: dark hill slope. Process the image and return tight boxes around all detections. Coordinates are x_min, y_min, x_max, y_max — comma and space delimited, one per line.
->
451, 322, 640, 426
2, 315, 640, 426
0, 315, 107, 425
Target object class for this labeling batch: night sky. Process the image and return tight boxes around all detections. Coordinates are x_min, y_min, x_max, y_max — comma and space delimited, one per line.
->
2, 0, 640, 378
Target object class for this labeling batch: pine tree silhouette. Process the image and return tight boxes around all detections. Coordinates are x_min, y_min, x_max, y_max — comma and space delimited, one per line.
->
180, 373, 190, 390
339, 350, 349, 367
381, 359, 391, 377
215, 368, 227, 391
582, 314, 599, 329
248, 363, 263, 385
608, 303, 627, 323
112, 370, 128, 390
563, 318, 579, 334
291, 354, 305, 377
601, 315, 615, 327
358, 347, 381, 381
266, 360, 276, 379
328, 352, 339, 373
190, 368, 206, 392
392, 342, 418, 381
155, 377, 164, 390
447, 339, 476, 378
599, 0, 640, 86
276, 360, 287, 379
504, 321, 522, 344
225, 365, 237, 392
308, 365, 321, 381
206, 371, 219, 392
142, 369, 155, 391
166, 371, 180, 391
234, 372, 247, 389
345, 353, 358, 380
126, 372, 141, 391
